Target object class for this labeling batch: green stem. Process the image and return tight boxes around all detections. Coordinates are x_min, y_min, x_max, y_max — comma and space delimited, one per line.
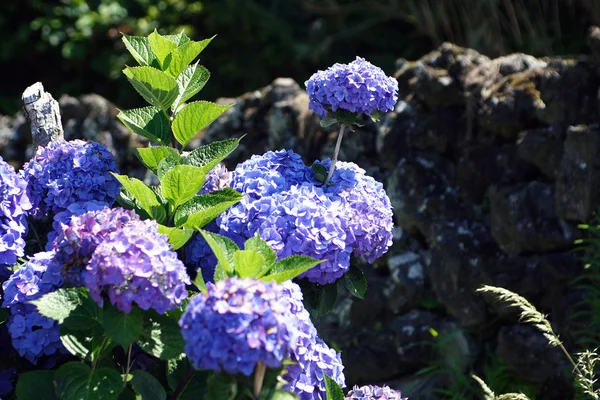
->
92, 337, 109, 372
123, 343, 133, 389
325, 123, 346, 184
169, 368, 195, 400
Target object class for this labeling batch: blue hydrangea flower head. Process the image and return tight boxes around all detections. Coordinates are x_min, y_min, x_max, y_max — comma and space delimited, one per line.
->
280, 282, 345, 400
220, 184, 351, 284
179, 278, 298, 376
0, 156, 32, 278
184, 221, 219, 284
345, 385, 406, 400
200, 164, 232, 194
305, 57, 399, 118
2, 251, 65, 364
0, 368, 15, 396
229, 149, 311, 199
48, 206, 139, 286
22, 139, 120, 218
316, 160, 394, 263
85, 219, 190, 314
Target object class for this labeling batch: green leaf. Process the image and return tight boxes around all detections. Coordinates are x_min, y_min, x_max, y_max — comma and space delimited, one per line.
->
103, 305, 143, 348
138, 311, 185, 360
177, 371, 209, 400
311, 163, 328, 184
233, 250, 265, 278
166, 36, 215, 77
317, 284, 338, 315
259, 255, 323, 284
16, 370, 57, 400
160, 165, 206, 210
123, 66, 178, 111
192, 268, 207, 294
181, 137, 241, 174
172, 101, 233, 149
122, 34, 158, 67
244, 234, 277, 267
323, 372, 345, 400
135, 146, 181, 174
131, 370, 167, 400
206, 374, 237, 400
369, 110, 381, 122
270, 390, 298, 400
172, 62, 210, 112
344, 264, 367, 299
163, 31, 190, 46
118, 106, 171, 145
55, 362, 123, 400
199, 230, 239, 275
61, 294, 103, 331
148, 29, 178, 68
157, 225, 195, 250
319, 117, 338, 128
60, 324, 108, 361
156, 156, 179, 179
30, 288, 87, 323
111, 174, 166, 223
174, 190, 243, 229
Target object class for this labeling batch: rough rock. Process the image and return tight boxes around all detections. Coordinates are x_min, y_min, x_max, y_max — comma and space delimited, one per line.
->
555, 124, 600, 221
488, 181, 579, 254
517, 126, 564, 180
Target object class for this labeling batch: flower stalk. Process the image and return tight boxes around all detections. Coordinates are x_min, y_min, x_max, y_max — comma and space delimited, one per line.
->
325, 123, 346, 184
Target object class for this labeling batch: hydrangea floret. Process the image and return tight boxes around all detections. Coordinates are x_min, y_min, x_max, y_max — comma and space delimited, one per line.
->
85, 219, 190, 314
0, 156, 32, 278
179, 278, 298, 376
22, 139, 120, 219
345, 385, 407, 400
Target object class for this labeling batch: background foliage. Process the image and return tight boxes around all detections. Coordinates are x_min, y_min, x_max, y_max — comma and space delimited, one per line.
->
1, 0, 600, 114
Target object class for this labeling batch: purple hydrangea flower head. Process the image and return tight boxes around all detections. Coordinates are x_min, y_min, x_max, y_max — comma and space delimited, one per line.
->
280, 282, 345, 400
46, 200, 110, 250
316, 160, 393, 263
48, 206, 139, 286
179, 278, 298, 376
184, 221, 219, 284
345, 385, 406, 400
0, 157, 32, 278
220, 184, 351, 284
229, 150, 311, 199
2, 251, 65, 364
305, 57, 399, 118
22, 139, 120, 218
85, 219, 190, 314
200, 164, 232, 194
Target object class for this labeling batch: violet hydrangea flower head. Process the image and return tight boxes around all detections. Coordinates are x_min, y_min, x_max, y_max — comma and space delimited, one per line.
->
2, 251, 65, 364
200, 164, 232, 194
219, 184, 351, 284
305, 57, 398, 118
48, 206, 139, 286
316, 160, 393, 263
280, 282, 345, 400
0, 157, 32, 278
22, 139, 120, 219
345, 385, 406, 400
179, 278, 298, 376
85, 219, 189, 314
45, 200, 111, 250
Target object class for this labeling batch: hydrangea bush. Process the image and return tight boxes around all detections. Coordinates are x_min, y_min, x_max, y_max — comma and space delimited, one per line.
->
0, 30, 404, 400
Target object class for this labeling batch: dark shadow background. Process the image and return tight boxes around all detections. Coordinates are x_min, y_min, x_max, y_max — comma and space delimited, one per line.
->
1, 0, 599, 114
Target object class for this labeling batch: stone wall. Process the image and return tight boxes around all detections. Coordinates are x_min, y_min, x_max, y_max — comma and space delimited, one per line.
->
4, 29, 600, 399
